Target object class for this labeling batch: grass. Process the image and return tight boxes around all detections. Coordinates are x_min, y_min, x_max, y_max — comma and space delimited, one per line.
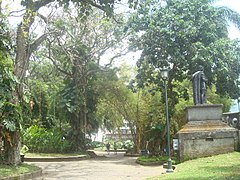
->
148, 152, 240, 180
0, 164, 40, 178
25, 152, 85, 157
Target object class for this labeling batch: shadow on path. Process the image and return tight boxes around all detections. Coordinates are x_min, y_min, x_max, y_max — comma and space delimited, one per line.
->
30, 151, 166, 180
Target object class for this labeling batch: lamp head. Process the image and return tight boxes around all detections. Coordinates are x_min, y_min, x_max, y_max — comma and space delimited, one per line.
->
160, 67, 169, 80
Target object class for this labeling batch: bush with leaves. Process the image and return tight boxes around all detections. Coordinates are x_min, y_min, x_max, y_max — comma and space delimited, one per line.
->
123, 140, 134, 150
23, 125, 72, 153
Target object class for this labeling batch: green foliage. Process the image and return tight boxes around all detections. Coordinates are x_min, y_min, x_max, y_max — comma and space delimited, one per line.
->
40, 9, 128, 151
0, 13, 11, 56
123, 140, 134, 150
30, 80, 52, 128
128, 0, 240, 103
90, 141, 104, 149
23, 125, 72, 153
0, 67, 21, 133
207, 85, 233, 112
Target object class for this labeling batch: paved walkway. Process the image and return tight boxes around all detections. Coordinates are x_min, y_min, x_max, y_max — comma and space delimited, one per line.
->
29, 151, 166, 180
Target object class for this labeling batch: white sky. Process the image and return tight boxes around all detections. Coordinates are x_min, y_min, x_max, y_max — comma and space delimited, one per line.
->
4, 0, 240, 39
2, 0, 240, 67
214, 0, 240, 39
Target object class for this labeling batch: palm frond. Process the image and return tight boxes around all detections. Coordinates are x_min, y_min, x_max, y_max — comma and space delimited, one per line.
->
218, 6, 240, 30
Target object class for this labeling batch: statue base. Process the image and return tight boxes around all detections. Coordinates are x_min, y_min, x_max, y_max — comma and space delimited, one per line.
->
186, 104, 223, 121
176, 104, 238, 161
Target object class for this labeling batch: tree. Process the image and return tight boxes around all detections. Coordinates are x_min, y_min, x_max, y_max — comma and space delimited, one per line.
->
26, 7, 129, 151
0, 12, 22, 164
1, 0, 136, 165
128, 0, 240, 112
13, 0, 130, 101
96, 63, 170, 153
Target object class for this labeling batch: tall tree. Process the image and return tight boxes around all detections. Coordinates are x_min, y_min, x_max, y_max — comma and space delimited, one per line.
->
30, 8, 128, 151
0, 12, 22, 164
128, 0, 240, 112
13, 0, 130, 101
2, 0, 136, 165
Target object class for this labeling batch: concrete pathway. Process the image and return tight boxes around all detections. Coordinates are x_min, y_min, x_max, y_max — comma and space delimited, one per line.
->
30, 151, 166, 180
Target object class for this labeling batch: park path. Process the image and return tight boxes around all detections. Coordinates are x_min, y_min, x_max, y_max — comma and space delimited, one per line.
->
29, 151, 166, 180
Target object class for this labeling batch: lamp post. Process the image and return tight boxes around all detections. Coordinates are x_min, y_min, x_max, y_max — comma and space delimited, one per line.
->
160, 67, 173, 173
238, 97, 240, 112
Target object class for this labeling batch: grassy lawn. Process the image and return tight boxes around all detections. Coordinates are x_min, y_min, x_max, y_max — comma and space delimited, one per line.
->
148, 152, 240, 180
0, 164, 40, 178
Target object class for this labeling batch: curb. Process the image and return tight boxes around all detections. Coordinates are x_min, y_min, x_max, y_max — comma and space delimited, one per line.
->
163, 163, 176, 170
136, 159, 164, 166
124, 153, 140, 157
0, 168, 42, 180
24, 155, 88, 162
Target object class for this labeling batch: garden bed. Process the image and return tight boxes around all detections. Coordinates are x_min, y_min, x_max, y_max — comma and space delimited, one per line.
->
136, 159, 164, 166
136, 155, 179, 166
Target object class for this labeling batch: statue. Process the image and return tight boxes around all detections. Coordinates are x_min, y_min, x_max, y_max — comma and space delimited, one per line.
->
192, 65, 207, 105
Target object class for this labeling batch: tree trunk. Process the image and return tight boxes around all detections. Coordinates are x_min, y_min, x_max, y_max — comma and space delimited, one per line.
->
135, 126, 141, 153
10, 17, 33, 166
11, 3, 49, 164
4, 131, 21, 165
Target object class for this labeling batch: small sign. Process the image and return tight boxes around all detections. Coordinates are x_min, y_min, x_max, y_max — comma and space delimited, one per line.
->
173, 139, 178, 150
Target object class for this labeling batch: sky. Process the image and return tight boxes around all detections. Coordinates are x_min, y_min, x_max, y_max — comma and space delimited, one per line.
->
3, 0, 240, 38
214, 0, 240, 39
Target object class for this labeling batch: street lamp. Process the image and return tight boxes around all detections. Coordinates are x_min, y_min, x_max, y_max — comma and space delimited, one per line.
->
160, 67, 173, 173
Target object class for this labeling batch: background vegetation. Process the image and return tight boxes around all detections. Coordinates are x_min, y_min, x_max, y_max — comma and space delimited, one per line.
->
0, 0, 239, 165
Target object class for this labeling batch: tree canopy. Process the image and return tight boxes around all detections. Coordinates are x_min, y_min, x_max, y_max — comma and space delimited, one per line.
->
128, 0, 240, 103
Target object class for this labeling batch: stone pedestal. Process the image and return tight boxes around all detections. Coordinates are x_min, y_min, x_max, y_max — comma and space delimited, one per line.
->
186, 104, 223, 121
176, 104, 239, 161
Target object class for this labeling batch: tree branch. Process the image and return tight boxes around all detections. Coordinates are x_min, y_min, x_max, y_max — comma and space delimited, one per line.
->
104, 48, 129, 67
81, 0, 106, 12
29, 34, 48, 53
46, 38, 72, 76
37, 12, 48, 24
33, 0, 55, 11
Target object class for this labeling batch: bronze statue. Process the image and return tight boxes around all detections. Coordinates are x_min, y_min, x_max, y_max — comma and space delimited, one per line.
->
192, 65, 207, 105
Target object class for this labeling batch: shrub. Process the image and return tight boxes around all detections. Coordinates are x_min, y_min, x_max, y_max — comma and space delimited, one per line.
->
123, 140, 134, 150
91, 141, 104, 148
23, 125, 72, 153
137, 155, 180, 165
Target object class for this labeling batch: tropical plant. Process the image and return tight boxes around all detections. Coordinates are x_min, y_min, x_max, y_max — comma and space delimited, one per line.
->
0, 12, 23, 164
23, 125, 72, 153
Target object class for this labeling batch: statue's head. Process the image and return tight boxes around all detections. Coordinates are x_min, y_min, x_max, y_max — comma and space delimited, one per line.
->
198, 65, 204, 71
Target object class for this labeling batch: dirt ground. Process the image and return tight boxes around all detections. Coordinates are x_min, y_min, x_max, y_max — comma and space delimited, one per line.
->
30, 151, 166, 180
